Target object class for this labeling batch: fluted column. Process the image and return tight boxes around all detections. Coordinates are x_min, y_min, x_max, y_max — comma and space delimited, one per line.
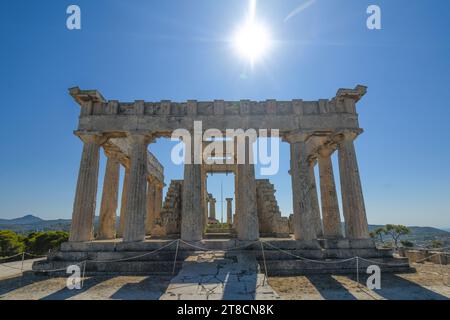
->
309, 162, 323, 238
236, 137, 259, 241
181, 131, 204, 241
69, 133, 104, 242
154, 182, 163, 223
123, 133, 153, 242
117, 168, 129, 238
337, 131, 370, 239
145, 178, 157, 235
98, 153, 120, 240
209, 198, 216, 220
226, 198, 233, 225
318, 146, 343, 238
286, 133, 317, 241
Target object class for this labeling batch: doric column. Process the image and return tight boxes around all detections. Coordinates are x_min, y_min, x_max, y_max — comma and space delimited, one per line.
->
318, 146, 343, 238
337, 131, 370, 239
201, 167, 208, 230
145, 178, 157, 235
98, 152, 120, 240
69, 133, 104, 242
309, 162, 323, 238
117, 168, 129, 238
154, 182, 163, 223
226, 198, 233, 225
122, 133, 154, 242
236, 137, 259, 241
285, 132, 317, 241
209, 198, 216, 220
181, 131, 204, 241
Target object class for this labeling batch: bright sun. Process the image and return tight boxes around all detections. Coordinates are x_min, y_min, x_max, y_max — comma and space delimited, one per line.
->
232, 20, 272, 65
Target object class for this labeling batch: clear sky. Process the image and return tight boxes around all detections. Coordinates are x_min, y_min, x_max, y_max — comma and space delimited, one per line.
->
1, 0, 449, 228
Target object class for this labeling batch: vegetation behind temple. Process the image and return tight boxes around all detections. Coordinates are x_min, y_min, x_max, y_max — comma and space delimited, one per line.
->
1, 215, 449, 250
0, 230, 68, 258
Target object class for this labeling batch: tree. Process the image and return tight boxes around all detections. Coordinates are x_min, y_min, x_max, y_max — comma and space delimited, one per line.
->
0, 230, 24, 257
429, 240, 443, 249
24, 231, 68, 255
400, 240, 414, 248
384, 224, 411, 249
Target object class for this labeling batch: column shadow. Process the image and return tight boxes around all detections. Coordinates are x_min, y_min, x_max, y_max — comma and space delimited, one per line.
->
305, 275, 357, 300
347, 273, 449, 300
40, 275, 114, 300
0, 274, 51, 297
222, 272, 257, 300
111, 276, 172, 300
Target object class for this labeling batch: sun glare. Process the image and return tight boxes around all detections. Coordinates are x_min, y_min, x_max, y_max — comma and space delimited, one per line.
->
232, 20, 272, 66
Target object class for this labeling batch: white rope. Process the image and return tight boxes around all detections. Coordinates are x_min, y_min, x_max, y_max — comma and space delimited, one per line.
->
260, 240, 356, 264
179, 239, 260, 252
172, 239, 180, 275
259, 241, 269, 286
88, 240, 178, 263
0, 253, 23, 261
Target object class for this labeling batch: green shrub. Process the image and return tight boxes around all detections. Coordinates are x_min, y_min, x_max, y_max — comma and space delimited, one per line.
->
24, 231, 69, 255
0, 230, 25, 257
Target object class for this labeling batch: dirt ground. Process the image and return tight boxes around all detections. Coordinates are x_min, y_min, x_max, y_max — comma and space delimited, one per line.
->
268, 263, 450, 300
0, 262, 448, 300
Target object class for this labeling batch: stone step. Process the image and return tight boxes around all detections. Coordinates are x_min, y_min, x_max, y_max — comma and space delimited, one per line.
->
32, 260, 184, 276
258, 257, 413, 276
204, 233, 235, 239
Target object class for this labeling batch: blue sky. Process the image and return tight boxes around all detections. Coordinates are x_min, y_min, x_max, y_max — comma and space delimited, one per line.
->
1, 0, 449, 227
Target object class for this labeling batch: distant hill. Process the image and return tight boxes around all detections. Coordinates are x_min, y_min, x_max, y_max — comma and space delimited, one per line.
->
441, 228, 450, 233
368, 224, 450, 247
0, 215, 107, 234
0, 215, 73, 233
0, 214, 43, 225
1, 215, 449, 246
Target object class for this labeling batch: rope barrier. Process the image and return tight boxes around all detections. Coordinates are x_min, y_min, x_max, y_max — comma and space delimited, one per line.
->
172, 239, 180, 275
259, 241, 269, 286
179, 239, 260, 252
260, 240, 356, 264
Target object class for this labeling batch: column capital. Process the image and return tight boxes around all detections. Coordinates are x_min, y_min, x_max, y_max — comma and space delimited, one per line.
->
75, 131, 108, 145
318, 144, 337, 158
333, 129, 363, 144
283, 131, 312, 144
126, 131, 156, 145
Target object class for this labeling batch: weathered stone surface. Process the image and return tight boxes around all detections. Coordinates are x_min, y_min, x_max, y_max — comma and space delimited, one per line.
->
337, 131, 370, 239
286, 133, 317, 241
122, 134, 153, 242
98, 155, 120, 240
318, 147, 343, 239
69, 134, 104, 242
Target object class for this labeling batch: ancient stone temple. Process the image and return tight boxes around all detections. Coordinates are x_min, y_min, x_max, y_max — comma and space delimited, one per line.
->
33, 85, 411, 275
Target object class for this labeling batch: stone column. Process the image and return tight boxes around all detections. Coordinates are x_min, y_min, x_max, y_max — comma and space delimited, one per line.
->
154, 182, 163, 223
318, 146, 343, 238
209, 198, 216, 220
309, 162, 323, 238
181, 131, 204, 241
226, 198, 233, 225
117, 168, 129, 238
123, 133, 153, 242
337, 131, 370, 239
98, 153, 120, 240
69, 133, 104, 242
285, 133, 317, 241
145, 178, 157, 235
201, 168, 208, 230
236, 137, 259, 241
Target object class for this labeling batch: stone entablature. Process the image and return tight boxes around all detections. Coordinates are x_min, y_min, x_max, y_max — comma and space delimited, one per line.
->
69, 85, 366, 135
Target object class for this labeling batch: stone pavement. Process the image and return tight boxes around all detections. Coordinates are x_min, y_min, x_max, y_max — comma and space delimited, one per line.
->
160, 251, 280, 300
